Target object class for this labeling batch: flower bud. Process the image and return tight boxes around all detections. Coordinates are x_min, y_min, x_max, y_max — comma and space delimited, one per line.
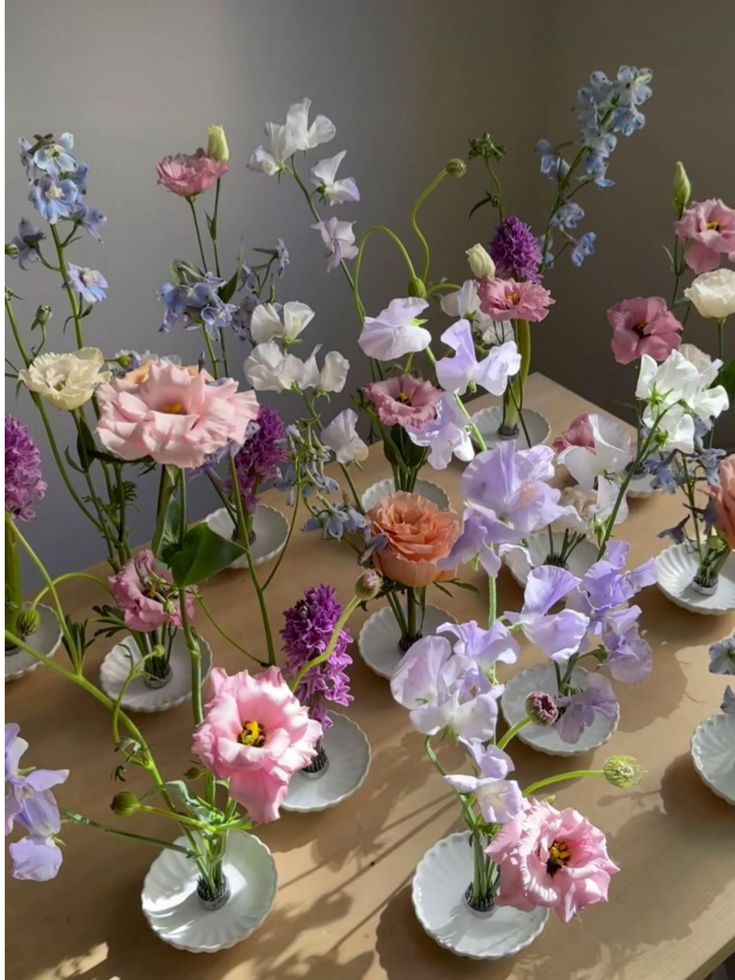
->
5, 242, 20, 258
183, 764, 205, 781
603, 755, 644, 788
408, 276, 428, 299
355, 570, 383, 601
16, 608, 41, 638
34, 304, 53, 327
525, 691, 559, 726
446, 158, 467, 178
466, 244, 495, 280
672, 161, 691, 216
110, 791, 142, 816
207, 125, 229, 163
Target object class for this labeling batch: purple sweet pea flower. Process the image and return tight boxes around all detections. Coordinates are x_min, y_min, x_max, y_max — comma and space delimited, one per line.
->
5, 724, 69, 837
406, 393, 475, 469
437, 619, 519, 668
29, 175, 79, 223
600, 605, 653, 683
311, 217, 358, 271
67, 264, 108, 304
9, 836, 63, 881
435, 319, 521, 397
557, 673, 619, 743
709, 637, 735, 676
506, 566, 589, 661
438, 511, 502, 577
9, 218, 45, 270
445, 739, 523, 824
721, 685, 735, 714
570, 541, 656, 624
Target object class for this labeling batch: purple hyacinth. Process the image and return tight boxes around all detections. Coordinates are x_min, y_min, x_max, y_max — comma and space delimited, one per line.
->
5, 416, 46, 522
281, 585, 353, 729
489, 216, 543, 282
231, 406, 288, 512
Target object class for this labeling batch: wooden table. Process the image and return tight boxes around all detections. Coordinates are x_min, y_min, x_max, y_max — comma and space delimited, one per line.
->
7, 375, 735, 980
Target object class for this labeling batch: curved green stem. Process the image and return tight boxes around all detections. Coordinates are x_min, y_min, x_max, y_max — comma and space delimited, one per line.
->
61, 810, 195, 856
197, 596, 267, 667
409, 167, 448, 282
523, 769, 604, 798
49, 225, 84, 347
262, 489, 301, 590
353, 226, 418, 318
497, 716, 532, 751
30, 572, 114, 614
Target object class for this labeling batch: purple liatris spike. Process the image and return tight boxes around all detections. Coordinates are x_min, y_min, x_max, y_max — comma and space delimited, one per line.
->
281, 585, 353, 728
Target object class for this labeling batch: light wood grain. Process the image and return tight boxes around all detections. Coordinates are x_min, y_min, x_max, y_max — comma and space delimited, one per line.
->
6, 374, 735, 980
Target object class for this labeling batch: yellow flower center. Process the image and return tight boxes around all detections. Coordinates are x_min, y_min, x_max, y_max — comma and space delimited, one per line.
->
707, 220, 720, 231
46, 184, 63, 200
508, 291, 521, 305
396, 391, 411, 404
634, 319, 648, 337
546, 839, 572, 876
161, 402, 185, 414
239, 720, 265, 747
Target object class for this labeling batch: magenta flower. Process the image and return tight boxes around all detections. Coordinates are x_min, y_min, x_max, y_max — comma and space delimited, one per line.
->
108, 549, 195, 633
478, 277, 555, 323
231, 406, 287, 513
96, 361, 259, 469
156, 148, 229, 197
552, 414, 594, 454
362, 374, 440, 431
281, 585, 353, 729
5, 416, 46, 522
489, 216, 543, 282
487, 798, 619, 922
608, 297, 682, 365
192, 666, 321, 824
674, 198, 735, 273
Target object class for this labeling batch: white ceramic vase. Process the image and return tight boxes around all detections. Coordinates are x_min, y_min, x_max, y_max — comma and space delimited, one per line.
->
5, 605, 62, 683
691, 713, 735, 805
412, 832, 549, 960
204, 504, 289, 569
358, 604, 457, 679
141, 831, 277, 952
99, 632, 213, 713
503, 531, 598, 587
627, 470, 663, 499
470, 406, 550, 451
656, 544, 735, 616
361, 477, 450, 512
282, 712, 371, 812
501, 663, 619, 756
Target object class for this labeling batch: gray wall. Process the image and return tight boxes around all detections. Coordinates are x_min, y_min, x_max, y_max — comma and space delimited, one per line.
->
6, 0, 735, 580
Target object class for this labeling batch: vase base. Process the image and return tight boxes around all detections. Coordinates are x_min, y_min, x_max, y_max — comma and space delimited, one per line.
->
361, 477, 450, 512
204, 504, 289, 569
5, 605, 62, 683
470, 406, 550, 451
358, 604, 457, 679
100, 634, 212, 713
691, 713, 735, 805
282, 713, 371, 812
656, 544, 735, 615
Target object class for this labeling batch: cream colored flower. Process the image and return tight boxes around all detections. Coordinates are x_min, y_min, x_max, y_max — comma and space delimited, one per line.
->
466, 243, 495, 279
684, 269, 735, 320
19, 347, 111, 410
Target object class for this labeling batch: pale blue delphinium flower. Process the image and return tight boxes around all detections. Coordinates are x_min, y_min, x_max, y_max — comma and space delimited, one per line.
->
29, 175, 79, 223
31, 133, 76, 176
67, 264, 108, 303
709, 637, 735, 676
8, 219, 45, 270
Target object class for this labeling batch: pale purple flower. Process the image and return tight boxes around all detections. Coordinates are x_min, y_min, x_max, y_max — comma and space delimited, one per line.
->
709, 637, 735, 676
405, 393, 475, 469
67, 264, 108, 304
489, 216, 543, 282
435, 319, 520, 396
9, 836, 63, 882
72, 202, 107, 240
310, 150, 360, 205
721, 685, 735, 714
311, 217, 358, 271
9, 218, 45, 269
571, 541, 656, 625
358, 297, 431, 361
438, 511, 502, 577
5, 416, 46, 522
445, 739, 523, 824
557, 674, 619, 744
437, 620, 519, 668
29, 175, 78, 223
30, 133, 76, 176
506, 566, 589, 661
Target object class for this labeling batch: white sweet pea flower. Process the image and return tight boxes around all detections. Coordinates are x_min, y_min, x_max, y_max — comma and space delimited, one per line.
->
244, 342, 305, 391
321, 408, 368, 464
285, 98, 336, 151
248, 98, 335, 176
439, 279, 510, 345
250, 301, 315, 344
684, 269, 735, 320
19, 348, 111, 410
678, 343, 720, 384
310, 150, 360, 205
358, 297, 431, 361
311, 218, 358, 271
558, 414, 634, 488
300, 347, 350, 393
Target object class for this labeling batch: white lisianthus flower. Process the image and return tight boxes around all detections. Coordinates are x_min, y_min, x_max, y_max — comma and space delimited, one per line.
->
321, 408, 368, 464
248, 98, 335, 176
250, 301, 315, 344
466, 243, 495, 279
19, 348, 111, 410
684, 269, 735, 320
358, 297, 431, 360
310, 151, 360, 205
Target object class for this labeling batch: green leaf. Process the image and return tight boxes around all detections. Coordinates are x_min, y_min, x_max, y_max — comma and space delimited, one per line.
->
152, 474, 181, 562
206, 212, 217, 239
469, 191, 498, 219
219, 267, 240, 304
715, 359, 735, 400
169, 524, 245, 586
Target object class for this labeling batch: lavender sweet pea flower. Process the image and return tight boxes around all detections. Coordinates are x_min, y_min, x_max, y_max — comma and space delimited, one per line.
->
601, 605, 653, 683
721, 685, 735, 714
5, 724, 69, 838
358, 297, 431, 361
67, 264, 108, 304
438, 620, 519, 668
9, 835, 64, 881
435, 319, 520, 396
311, 217, 358, 271
445, 739, 523, 824
406, 393, 475, 469
557, 673, 619, 744
439, 511, 502, 577
506, 566, 589, 661
709, 637, 735, 676
29, 175, 79, 223
571, 541, 656, 623
9, 219, 45, 269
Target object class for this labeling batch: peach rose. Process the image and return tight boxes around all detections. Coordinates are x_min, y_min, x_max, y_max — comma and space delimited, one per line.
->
368, 491, 460, 588
710, 456, 735, 549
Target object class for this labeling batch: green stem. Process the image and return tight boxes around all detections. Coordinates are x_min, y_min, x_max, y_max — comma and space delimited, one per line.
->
30, 572, 114, 614
5, 522, 23, 638
353, 226, 418, 316
262, 487, 300, 590
497, 716, 532, 751
406, 588, 419, 643
409, 167, 448, 283
487, 575, 496, 628
187, 197, 209, 271
197, 596, 267, 667
49, 225, 84, 347
523, 769, 604, 798
211, 179, 222, 277
61, 810, 195, 856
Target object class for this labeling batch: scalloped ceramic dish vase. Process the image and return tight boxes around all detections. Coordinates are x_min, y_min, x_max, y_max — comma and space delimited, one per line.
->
470, 406, 550, 451
99, 632, 212, 713
361, 478, 450, 512
358, 604, 457, 679
656, 544, 735, 616
282, 712, 371, 812
412, 832, 549, 960
504, 532, 599, 588
501, 664, 619, 756
691, 713, 735, 805
5, 605, 63, 683
204, 504, 289, 569
142, 831, 277, 952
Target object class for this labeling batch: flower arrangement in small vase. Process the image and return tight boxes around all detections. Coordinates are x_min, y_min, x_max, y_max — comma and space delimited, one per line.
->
690, 636, 735, 805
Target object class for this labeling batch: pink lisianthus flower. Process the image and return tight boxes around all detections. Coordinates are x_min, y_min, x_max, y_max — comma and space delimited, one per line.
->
552, 414, 594, 453
96, 361, 259, 469
487, 798, 619, 922
674, 198, 735, 274
156, 148, 230, 197
192, 666, 322, 823
607, 297, 682, 365
109, 549, 195, 632
362, 375, 441, 430
478, 277, 554, 323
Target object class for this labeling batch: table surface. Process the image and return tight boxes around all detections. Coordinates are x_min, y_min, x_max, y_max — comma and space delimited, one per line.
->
6, 374, 735, 980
